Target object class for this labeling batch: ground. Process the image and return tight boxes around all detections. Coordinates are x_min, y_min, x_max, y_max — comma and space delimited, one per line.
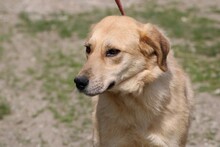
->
0, 0, 219, 147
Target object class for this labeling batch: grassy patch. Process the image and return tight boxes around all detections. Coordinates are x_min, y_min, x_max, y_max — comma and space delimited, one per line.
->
0, 46, 4, 59
33, 49, 80, 122
210, 6, 220, 14
0, 98, 11, 120
129, 6, 191, 38
18, 11, 107, 38
174, 44, 220, 92
27, 47, 92, 124
0, 33, 11, 42
0, 65, 21, 89
49, 106, 76, 123
38, 50, 81, 99
195, 42, 220, 57
0, 33, 11, 59
205, 130, 217, 140
32, 108, 45, 118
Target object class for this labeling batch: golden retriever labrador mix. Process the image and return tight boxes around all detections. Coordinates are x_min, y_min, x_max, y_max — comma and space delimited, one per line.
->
74, 16, 193, 147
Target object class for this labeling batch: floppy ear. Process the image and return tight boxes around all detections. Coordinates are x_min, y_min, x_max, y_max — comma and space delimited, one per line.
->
140, 23, 170, 72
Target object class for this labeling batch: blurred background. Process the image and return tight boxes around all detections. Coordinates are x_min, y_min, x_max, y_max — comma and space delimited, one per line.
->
0, 0, 219, 147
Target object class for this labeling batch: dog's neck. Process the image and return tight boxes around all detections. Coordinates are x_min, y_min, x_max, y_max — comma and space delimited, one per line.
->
97, 67, 171, 118
110, 66, 165, 96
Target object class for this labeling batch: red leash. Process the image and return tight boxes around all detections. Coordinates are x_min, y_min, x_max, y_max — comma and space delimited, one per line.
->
115, 0, 125, 15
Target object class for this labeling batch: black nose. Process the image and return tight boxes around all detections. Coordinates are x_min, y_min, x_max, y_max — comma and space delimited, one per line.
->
74, 76, 89, 91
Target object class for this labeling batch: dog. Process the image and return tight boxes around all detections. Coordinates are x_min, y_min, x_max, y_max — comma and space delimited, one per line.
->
74, 16, 193, 147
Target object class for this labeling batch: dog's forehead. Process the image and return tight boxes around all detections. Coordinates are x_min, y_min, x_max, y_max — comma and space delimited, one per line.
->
94, 16, 140, 33
98, 16, 138, 26
87, 16, 141, 48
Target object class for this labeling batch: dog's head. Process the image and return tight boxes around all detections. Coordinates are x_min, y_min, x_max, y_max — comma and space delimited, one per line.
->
74, 16, 170, 96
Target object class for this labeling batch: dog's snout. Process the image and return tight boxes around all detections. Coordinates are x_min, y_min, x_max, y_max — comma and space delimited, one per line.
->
74, 76, 89, 91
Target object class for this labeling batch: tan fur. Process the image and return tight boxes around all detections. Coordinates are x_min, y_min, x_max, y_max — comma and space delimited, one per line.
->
76, 16, 193, 147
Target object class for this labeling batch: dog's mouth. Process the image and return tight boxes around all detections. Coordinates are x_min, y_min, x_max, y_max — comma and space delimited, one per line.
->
107, 81, 115, 90
82, 81, 115, 96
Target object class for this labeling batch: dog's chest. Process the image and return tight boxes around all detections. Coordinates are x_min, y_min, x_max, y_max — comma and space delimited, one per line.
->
94, 94, 151, 145
98, 93, 149, 124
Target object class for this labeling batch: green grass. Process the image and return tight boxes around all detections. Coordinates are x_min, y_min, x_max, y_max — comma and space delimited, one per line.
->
0, 46, 4, 59
210, 6, 220, 14
174, 44, 220, 92
26, 48, 92, 124
49, 106, 76, 123
0, 34, 10, 60
0, 33, 11, 42
0, 99, 11, 120
18, 11, 107, 38
205, 130, 217, 140
33, 49, 80, 122
32, 108, 45, 118
38, 50, 81, 99
0, 65, 21, 89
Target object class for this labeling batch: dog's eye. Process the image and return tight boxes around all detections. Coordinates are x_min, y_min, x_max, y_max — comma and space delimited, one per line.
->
85, 46, 91, 54
106, 49, 121, 57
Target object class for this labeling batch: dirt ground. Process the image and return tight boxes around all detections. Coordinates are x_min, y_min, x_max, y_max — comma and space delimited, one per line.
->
0, 0, 219, 147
